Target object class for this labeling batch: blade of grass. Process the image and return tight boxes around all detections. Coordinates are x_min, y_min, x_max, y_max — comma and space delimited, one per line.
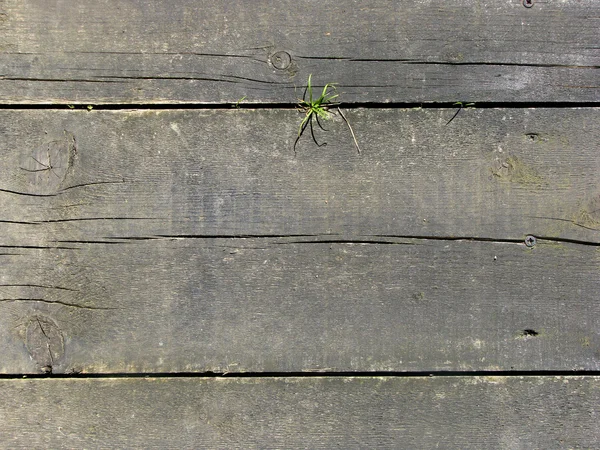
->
337, 107, 361, 154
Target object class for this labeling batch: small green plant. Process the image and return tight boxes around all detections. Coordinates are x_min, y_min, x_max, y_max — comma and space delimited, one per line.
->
446, 101, 475, 125
233, 96, 247, 108
294, 74, 338, 153
294, 74, 361, 154
86, 105, 93, 111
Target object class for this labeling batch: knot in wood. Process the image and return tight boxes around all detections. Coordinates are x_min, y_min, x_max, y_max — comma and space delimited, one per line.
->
270, 51, 292, 70
25, 316, 65, 373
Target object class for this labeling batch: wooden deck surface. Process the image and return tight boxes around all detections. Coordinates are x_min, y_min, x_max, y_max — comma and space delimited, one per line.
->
1, 0, 599, 104
1, 0, 599, 447
2, 377, 599, 449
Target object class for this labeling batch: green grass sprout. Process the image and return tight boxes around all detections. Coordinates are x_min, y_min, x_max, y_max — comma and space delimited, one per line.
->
294, 74, 339, 153
294, 74, 362, 154
336, 106, 361, 154
446, 101, 475, 125
233, 96, 247, 108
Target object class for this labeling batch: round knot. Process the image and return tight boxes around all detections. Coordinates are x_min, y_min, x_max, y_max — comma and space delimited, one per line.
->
270, 51, 292, 70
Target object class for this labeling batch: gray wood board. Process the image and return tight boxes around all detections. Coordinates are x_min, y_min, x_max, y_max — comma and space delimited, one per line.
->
1, 236, 599, 374
0, 376, 598, 448
1, 108, 599, 244
1, 108, 599, 374
1, 0, 598, 104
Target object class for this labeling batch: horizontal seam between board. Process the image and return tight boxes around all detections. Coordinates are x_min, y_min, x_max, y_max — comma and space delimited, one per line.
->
0, 102, 600, 110
2, 370, 600, 380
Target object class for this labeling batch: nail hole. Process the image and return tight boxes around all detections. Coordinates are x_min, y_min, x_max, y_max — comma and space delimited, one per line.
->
522, 329, 539, 336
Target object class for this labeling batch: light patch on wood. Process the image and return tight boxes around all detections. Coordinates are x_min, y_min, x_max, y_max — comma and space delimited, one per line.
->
573, 195, 600, 230
491, 156, 544, 187
482, 376, 507, 384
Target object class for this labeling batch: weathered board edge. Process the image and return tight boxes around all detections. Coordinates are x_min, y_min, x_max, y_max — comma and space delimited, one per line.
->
1, 0, 599, 103
0, 376, 598, 449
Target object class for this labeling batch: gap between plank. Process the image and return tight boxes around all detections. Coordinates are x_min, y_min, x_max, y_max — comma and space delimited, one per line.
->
0, 102, 599, 110
2, 370, 600, 380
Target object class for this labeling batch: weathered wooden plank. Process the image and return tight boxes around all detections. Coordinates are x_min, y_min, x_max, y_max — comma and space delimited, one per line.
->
1, 108, 599, 374
1, 237, 599, 374
1, 108, 598, 244
1, 0, 598, 103
0, 376, 598, 448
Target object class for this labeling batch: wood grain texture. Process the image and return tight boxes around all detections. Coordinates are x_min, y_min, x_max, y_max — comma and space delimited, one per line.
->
1, 108, 599, 244
1, 376, 598, 449
1, 1, 598, 445
1, 108, 599, 374
1, 236, 599, 374
1, 0, 598, 104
